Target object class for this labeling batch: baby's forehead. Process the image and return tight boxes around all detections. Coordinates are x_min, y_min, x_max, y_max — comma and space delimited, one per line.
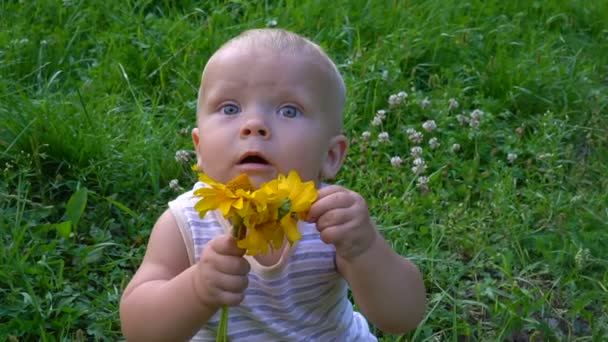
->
203, 43, 331, 75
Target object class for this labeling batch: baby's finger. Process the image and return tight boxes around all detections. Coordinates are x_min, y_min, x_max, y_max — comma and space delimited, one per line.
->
316, 207, 350, 232
216, 255, 251, 276
315, 185, 344, 199
307, 189, 352, 222
211, 235, 246, 257
215, 272, 249, 293
318, 224, 350, 246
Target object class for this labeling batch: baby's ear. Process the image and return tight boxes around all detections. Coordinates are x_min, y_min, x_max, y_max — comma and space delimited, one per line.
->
192, 128, 204, 171
321, 134, 348, 180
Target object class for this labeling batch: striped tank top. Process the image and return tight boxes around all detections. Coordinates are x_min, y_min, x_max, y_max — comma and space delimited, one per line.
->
168, 182, 377, 341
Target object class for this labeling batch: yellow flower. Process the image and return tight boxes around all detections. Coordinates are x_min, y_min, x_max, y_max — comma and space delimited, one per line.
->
192, 171, 317, 256
260, 171, 318, 245
193, 173, 255, 218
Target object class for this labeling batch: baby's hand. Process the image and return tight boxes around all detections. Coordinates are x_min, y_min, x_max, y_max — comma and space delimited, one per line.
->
194, 235, 250, 309
307, 185, 378, 261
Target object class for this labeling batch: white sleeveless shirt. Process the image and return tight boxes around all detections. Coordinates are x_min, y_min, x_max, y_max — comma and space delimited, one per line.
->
168, 182, 377, 341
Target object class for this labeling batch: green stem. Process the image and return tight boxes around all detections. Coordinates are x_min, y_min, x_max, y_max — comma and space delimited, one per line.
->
216, 306, 229, 342
216, 215, 244, 342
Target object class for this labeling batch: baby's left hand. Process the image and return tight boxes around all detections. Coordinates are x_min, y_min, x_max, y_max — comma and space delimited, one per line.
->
307, 185, 378, 261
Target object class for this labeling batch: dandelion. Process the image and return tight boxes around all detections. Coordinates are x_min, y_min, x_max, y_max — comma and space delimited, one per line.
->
420, 97, 431, 109
412, 158, 426, 175
448, 98, 459, 111
422, 120, 437, 132
361, 131, 371, 140
410, 146, 423, 158
175, 150, 192, 164
451, 143, 461, 153
507, 153, 518, 164
429, 137, 440, 150
390, 156, 403, 167
378, 132, 390, 143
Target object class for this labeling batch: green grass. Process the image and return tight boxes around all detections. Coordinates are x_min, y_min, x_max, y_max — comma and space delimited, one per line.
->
1, 0, 607, 340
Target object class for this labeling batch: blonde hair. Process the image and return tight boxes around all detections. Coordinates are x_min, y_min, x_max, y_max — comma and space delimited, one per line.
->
197, 29, 346, 132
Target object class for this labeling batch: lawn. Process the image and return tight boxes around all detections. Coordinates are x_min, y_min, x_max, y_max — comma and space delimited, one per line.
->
1, 0, 607, 340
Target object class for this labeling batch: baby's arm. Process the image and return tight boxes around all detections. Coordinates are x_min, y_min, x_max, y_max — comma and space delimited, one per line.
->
308, 186, 426, 334
120, 209, 250, 341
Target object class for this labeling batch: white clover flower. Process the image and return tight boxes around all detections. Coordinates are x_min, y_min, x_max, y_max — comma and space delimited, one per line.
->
361, 131, 371, 140
266, 19, 278, 27
376, 109, 387, 120
417, 176, 430, 192
178, 127, 189, 136
417, 176, 429, 186
410, 146, 423, 158
169, 179, 182, 192
412, 157, 426, 174
175, 150, 192, 164
378, 132, 390, 143
451, 143, 461, 153
470, 109, 484, 121
397, 91, 408, 101
381, 70, 389, 80
406, 128, 416, 135
448, 98, 459, 111
388, 94, 401, 108
408, 130, 424, 144
507, 153, 518, 163
429, 137, 440, 150
420, 97, 431, 109
412, 159, 426, 174
422, 120, 437, 132
390, 156, 403, 167
456, 114, 470, 125
413, 157, 425, 166
469, 118, 480, 128
371, 116, 383, 126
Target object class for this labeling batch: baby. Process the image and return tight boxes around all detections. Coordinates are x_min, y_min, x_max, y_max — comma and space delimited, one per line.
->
120, 28, 426, 341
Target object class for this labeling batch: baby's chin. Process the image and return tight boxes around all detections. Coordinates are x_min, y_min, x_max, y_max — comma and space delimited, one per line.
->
245, 173, 277, 189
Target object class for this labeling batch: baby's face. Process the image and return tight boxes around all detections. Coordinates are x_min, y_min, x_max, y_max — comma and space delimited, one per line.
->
193, 46, 346, 188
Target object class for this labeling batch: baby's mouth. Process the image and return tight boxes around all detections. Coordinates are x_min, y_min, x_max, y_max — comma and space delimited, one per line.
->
238, 154, 270, 165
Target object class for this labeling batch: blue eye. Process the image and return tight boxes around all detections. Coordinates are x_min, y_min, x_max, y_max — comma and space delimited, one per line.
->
277, 105, 301, 118
221, 104, 240, 115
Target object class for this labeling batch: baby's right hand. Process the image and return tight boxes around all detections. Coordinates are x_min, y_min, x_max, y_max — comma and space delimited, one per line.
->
194, 235, 250, 309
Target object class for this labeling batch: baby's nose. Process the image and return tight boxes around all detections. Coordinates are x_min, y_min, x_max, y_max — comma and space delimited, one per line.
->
240, 118, 270, 139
